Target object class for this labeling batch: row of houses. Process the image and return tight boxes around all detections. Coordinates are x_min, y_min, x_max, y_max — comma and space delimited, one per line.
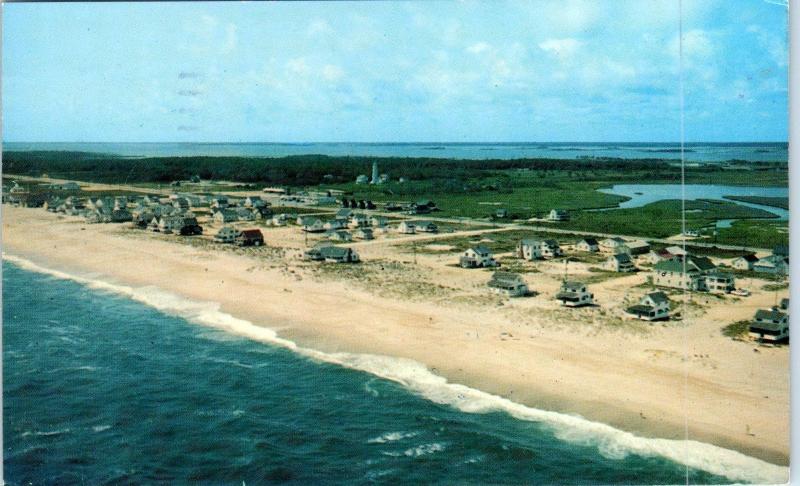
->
731, 247, 789, 275
485, 270, 674, 321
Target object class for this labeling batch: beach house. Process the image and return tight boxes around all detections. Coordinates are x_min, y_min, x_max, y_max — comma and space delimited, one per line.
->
732, 254, 759, 271
336, 208, 353, 220
753, 255, 789, 275
324, 219, 348, 231
460, 246, 498, 268
235, 207, 256, 222
600, 237, 629, 254
326, 230, 353, 242
235, 229, 264, 247
517, 239, 562, 260
397, 221, 416, 234
301, 218, 326, 233
415, 221, 439, 233
749, 308, 789, 342
487, 271, 529, 297
304, 245, 360, 263
576, 238, 600, 252
214, 209, 239, 224
626, 291, 670, 321
651, 255, 717, 291
354, 228, 374, 240
625, 240, 651, 255
548, 209, 570, 221
555, 281, 594, 307
604, 253, 636, 272
214, 226, 238, 243
370, 216, 388, 228
210, 196, 229, 209
348, 213, 370, 229
704, 271, 736, 294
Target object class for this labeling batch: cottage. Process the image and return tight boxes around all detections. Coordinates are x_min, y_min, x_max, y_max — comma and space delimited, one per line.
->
555, 281, 594, 307
324, 219, 348, 231
414, 221, 438, 233
397, 221, 416, 234
575, 238, 599, 252
370, 216, 388, 228
348, 213, 370, 229
600, 237, 629, 254
214, 226, 239, 243
495, 208, 509, 219
210, 196, 229, 209
605, 253, 636, 272
517, 239, 562, 260
326, 230, 353, 242
302, 218, 326, 233
235, 229, 264, 247
214, 209, 239, 224
548, 209, 570, 221
749, 309, 789, 342
626, 291, 670, 321
651, 255, 717, 291
176, 217, 203, 235
304, 245, 360, 263
354, 228, 374, 240
753, 255, 789, 275
625, 240, 650, 255
460, 245, 498, 268
732, 254, 759, 271
235, 207, 256, 222
704, 270, 736, 294
488, 271, 529, 297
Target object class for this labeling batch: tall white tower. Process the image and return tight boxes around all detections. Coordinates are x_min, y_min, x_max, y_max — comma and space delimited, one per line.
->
371, 161, 379, 184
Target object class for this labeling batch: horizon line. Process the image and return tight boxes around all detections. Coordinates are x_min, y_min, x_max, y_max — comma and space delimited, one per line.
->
2, 140, 789, 145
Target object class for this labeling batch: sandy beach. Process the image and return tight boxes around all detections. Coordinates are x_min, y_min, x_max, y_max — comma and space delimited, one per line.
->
2, 206, 789, 466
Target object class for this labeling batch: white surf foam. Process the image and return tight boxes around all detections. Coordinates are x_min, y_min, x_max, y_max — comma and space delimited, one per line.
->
4, 253, 789, 484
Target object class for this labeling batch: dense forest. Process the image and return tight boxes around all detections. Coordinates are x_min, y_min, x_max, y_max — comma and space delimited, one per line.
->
1, 151, 786, 189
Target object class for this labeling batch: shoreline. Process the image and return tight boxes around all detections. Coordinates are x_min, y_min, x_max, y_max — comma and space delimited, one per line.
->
2, 206, 790, 472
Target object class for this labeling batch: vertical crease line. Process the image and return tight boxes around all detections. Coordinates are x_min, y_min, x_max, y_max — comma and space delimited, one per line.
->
679, 0, 690, 484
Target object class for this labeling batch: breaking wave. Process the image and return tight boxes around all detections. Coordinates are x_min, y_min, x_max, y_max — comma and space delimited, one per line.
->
3, 253, 788, 484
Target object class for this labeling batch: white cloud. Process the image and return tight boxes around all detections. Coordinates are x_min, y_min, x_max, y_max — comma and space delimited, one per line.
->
538, 38, 582, 58
286, 58, 311, 76
466, 42, 491, 55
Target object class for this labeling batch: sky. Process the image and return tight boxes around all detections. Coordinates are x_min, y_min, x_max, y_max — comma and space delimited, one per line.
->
2, 1, 789, 143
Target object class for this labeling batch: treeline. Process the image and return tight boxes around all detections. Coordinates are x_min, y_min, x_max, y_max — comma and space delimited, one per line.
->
2, 150, 785, 188
3, 151, 681, 185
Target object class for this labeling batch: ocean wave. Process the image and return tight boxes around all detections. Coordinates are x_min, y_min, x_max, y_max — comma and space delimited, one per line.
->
367, 431, 419, 444
21, 428, 72, 438
3, 253, 789, 484
403, 442, 445, 457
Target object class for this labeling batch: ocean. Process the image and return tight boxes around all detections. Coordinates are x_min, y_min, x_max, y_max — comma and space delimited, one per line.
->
2, 141, 789, 162
2, 257, 788, 485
